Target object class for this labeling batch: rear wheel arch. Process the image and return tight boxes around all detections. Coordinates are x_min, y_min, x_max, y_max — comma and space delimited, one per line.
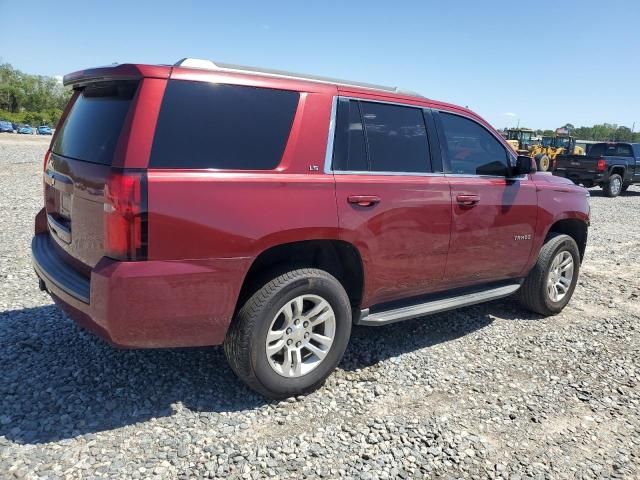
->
610, 166, 626, 177
235, 240, 365, 315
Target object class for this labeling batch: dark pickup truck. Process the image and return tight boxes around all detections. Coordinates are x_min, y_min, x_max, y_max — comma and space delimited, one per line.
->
554, 142, 640, 197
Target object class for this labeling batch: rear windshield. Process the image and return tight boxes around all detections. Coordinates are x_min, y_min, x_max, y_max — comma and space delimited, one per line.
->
588, 143, 634, 157
149, 80, 299, 169
52, 81, 138, 165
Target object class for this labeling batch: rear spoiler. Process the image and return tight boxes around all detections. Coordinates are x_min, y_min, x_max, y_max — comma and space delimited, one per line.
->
63, 63, 171, 88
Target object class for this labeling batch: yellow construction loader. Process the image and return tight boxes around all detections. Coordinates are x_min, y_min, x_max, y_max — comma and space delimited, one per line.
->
505, 128, 536, 155
529, 135, 585, 171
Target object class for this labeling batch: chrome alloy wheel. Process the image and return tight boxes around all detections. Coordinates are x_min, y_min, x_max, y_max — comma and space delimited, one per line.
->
265, 295, 336, 378
610, 176, 622, 195
547, 251, 574, 302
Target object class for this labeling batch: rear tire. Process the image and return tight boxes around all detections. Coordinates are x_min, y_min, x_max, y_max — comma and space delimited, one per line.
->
224, 268, 352, 399
518, 233, 580, 316
603, 173, 623, 197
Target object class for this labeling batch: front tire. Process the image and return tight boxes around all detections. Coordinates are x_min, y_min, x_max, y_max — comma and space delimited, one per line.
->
535, 154, 551, 172
224, 268, 352, 399
603, 173, 623, 197
518, 233, 580, 316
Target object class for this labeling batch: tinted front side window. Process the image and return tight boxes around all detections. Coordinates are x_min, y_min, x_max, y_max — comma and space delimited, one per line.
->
440, 113, 509, 176
150, 81, 299, 169
52, 81, 138, 165
360, 102, 430, 173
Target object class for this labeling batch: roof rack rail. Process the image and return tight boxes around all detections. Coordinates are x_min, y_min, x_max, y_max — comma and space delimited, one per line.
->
173, 58, 423, 97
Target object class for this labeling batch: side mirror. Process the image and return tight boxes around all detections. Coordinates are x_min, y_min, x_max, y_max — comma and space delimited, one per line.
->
513, 155, 536, 176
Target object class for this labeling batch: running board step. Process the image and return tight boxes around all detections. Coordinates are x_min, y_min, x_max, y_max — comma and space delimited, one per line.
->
356, 283, 521, 326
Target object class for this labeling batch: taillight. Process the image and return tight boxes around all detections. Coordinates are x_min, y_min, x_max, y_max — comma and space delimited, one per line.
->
43, 150, 51, 171
596, 158, 606, 172
104, 170, 147, 261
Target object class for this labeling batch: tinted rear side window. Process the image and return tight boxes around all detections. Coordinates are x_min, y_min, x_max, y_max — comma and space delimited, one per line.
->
361, 101, 430, 173
52, 81, 138, 165
332, 99, 368, 171
150, 81, 299, 169
333, 99, 431, 173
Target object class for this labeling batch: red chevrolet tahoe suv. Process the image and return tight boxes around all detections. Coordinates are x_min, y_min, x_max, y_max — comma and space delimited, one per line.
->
32, 58, 590, 398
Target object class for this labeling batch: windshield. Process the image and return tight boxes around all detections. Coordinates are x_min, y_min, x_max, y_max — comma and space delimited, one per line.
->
507, 131, 532, 143
542, 137, 553, 147
555, 137, 570, 148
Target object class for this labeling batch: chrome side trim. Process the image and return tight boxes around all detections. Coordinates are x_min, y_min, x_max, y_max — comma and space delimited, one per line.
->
322, 97, 524, 181
333, 170, 445, 177
337, 95, 429, 110
356, 283, 521, 326
324, 96, 442, 177
445, 173, 529, 181
323, 96, 338, 174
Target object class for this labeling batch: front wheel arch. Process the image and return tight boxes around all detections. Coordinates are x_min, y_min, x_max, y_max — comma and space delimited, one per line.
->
545, 218, 588, 262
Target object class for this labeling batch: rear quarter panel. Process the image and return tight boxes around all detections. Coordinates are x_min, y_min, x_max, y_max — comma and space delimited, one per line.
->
142, 87, 338, 342
146, 90, 338, 262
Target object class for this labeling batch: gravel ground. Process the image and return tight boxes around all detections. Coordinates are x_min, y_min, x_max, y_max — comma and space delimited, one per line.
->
1, 133, 639, 479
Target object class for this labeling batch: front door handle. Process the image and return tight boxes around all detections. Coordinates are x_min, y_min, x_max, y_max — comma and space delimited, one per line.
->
456, 194, 480, 207
348, 195, 381, 207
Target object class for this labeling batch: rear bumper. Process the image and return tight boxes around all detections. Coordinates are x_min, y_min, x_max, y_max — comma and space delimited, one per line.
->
32, 233, 250, 348
554, 169, 606, 186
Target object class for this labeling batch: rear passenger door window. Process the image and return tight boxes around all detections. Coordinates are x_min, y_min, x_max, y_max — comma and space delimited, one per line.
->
332, 99, 431, 173
332, 100, 368, 171
439, 112, 510, 176
360, 102, 431, 173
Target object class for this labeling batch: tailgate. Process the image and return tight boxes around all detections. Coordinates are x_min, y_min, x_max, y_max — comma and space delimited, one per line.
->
555, 155, 598, 173
44, 80, 139, 273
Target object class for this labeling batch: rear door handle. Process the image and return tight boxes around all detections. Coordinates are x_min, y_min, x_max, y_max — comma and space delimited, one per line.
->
456, 194, 480, 206
348, 195, 381, 207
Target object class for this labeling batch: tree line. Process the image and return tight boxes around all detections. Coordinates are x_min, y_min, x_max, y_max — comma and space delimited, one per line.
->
514, 122, 640, 143
0, 63, 71, 126
1, 61, 638, 140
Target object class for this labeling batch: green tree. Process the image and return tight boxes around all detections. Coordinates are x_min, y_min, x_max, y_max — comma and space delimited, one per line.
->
0, 63, 71, 125
614, 126, 633, 141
